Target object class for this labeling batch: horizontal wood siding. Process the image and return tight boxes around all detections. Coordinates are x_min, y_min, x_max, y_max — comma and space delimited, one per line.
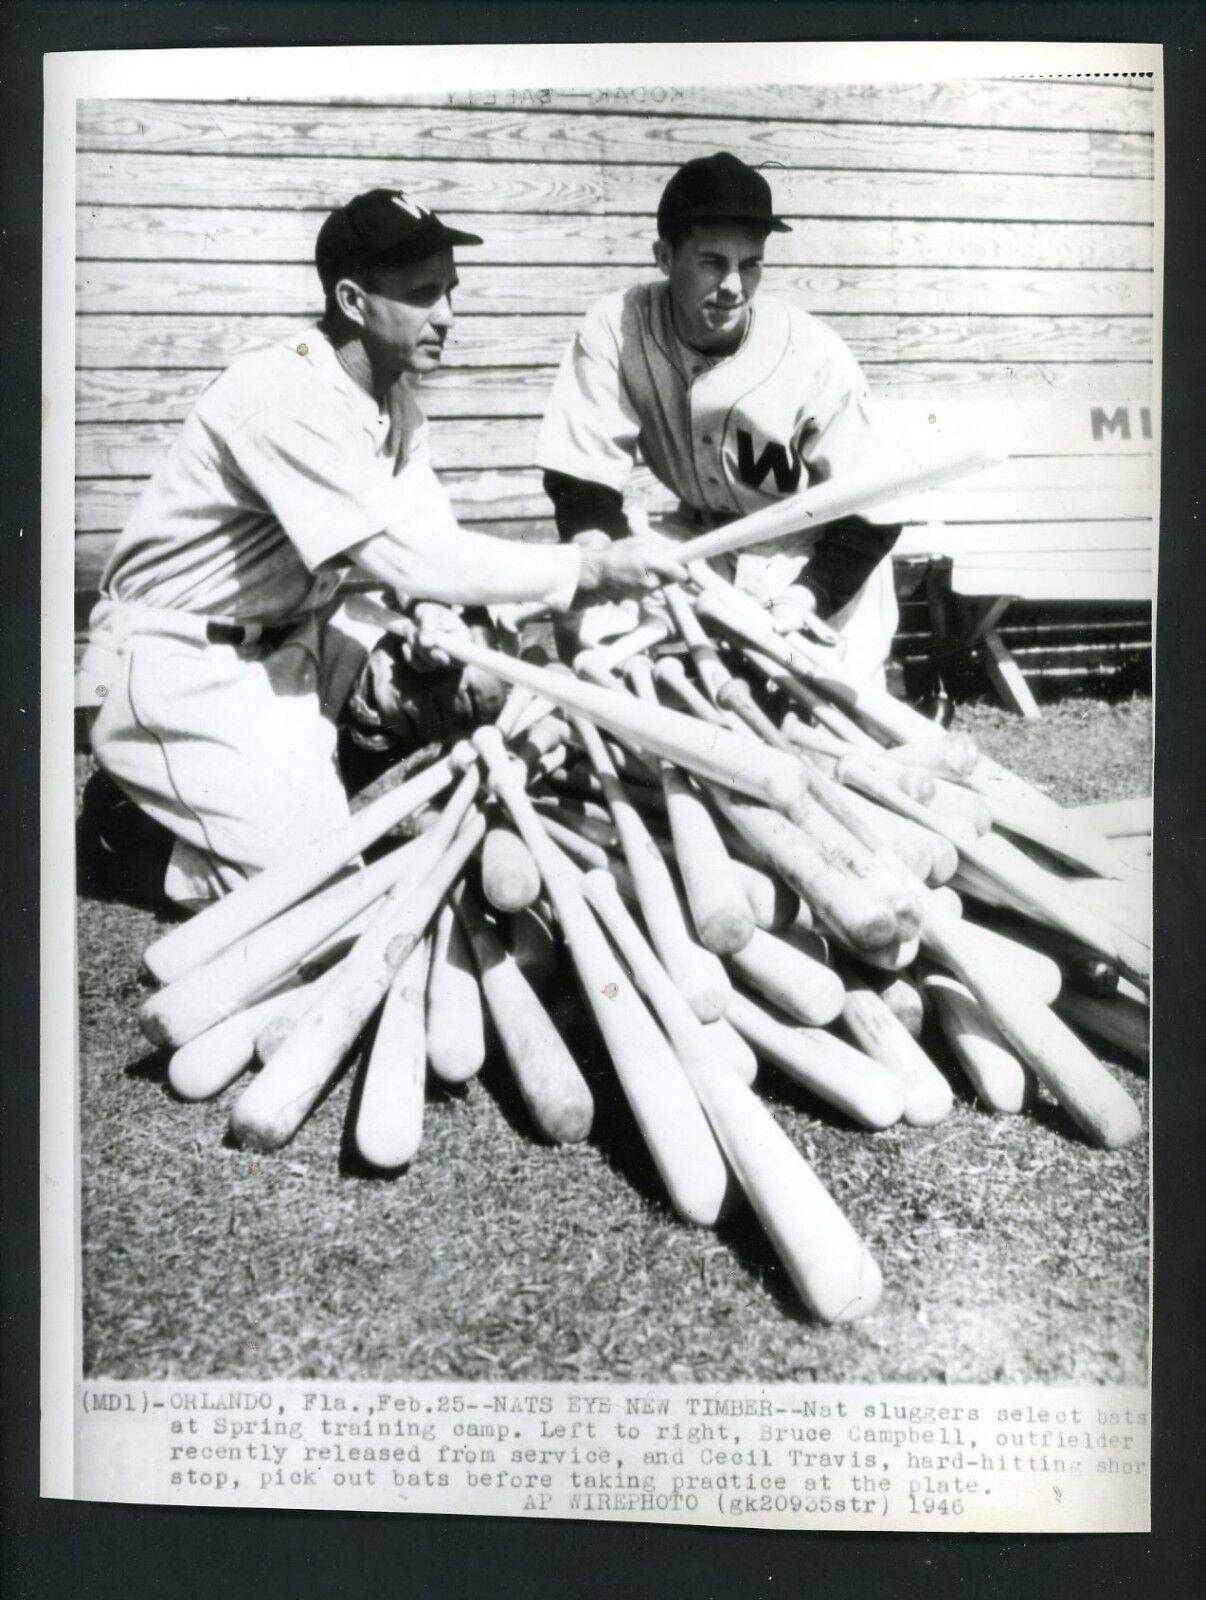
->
75, 80, 1156, 619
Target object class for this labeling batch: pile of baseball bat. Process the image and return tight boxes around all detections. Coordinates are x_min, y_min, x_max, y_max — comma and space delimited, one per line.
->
132, 457, 1150, 1326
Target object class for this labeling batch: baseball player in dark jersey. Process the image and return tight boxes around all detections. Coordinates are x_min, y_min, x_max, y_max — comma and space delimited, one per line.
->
78, 188, 685, 910
537, 151, 902, 685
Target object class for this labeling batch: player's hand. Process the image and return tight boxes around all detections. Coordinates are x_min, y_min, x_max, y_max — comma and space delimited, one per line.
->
769, 584, 839, 646
575, 535, 688, 603
571, 527, 616, 553
769, 584, 819, 633
409, 601, 471, 670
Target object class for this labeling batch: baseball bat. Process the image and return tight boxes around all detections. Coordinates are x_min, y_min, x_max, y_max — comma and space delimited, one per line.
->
1058, 875, 1151, 948
667, 591, 921, 938
426, 900, 487, 1083
351, 595, 806, 810
979, 913, 1118, 997
651, 653, 741, 733
581, 871, 883, 1322
140, 773, 478, 1049
703, 1017, 759, 1086
928, 885, 963, 918
1109, 835, 1152, 876
949, 917, 1063, 1007
724, 991, 904, 1131
480, 819, 542, 913
537, 813, 612, 871
454, 879, 594, 1143
957, 831, 1150, 986
353, 934, 431, 1171
835, 754, 979, 853
839, 986, 955, 1126
581, 612, 674, 671
719, 606, 1095, 886
536, 793, 803, 933
623, 654, 756, 956
974, 788, 1126, 880
253, 959, 360, 1063
762, 655, 884, 751
829, 928, 921, 974
787, 712, 937, 804
870, 973, 926, 1040
143, 749, 461, 984
1068, 796, 1152, 838
694, 590, 924, 746
228, 810, 485, 1153
926, 778, 992, 834
672, 445, 1000, 566
1054, 987, 1149, 1065
878, 732, 982, 783
783, 760, 930, 930
473, 725, 729, 1225
710, 789, 898, 953
572, 713, 732, 1023
726, 927, 846, 1028
920, 902, 1142, 1148
663, 583, 736, 707
922, 971, 1030, 1114
167, 980, 328, 1102
810, 778, 942, 883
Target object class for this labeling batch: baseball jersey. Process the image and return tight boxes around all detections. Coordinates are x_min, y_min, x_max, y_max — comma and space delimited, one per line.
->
102, 326, 578, 622
537, 281, 898, 605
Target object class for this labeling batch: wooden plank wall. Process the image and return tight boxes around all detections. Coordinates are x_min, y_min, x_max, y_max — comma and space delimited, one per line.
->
74, 81, 1155, 624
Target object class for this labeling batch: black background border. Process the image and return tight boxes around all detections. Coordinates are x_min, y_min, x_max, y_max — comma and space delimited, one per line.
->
3, 4, 1203, 1595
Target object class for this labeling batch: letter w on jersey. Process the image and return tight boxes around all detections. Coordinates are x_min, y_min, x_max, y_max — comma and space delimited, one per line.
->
736, 428, 811, 494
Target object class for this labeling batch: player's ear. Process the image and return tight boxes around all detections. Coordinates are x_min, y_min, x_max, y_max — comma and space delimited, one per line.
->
333, 276, 370, 329
653, 238, 673, 277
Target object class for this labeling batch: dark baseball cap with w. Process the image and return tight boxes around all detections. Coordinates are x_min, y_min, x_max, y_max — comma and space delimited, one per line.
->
315, 188, 483, 290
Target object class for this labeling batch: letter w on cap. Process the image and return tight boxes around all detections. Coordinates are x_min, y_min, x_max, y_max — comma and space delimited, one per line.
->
392, 193, 432, 220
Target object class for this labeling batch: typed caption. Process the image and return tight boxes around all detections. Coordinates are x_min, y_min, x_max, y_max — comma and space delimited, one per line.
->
71, 1381, 1150, 1530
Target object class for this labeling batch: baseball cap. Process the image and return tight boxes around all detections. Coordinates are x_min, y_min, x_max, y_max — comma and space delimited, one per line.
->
315, 188, 483, 290
656, 152, 791, 236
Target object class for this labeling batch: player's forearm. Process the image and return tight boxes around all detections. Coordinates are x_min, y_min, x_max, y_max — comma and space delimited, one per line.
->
349, 526, 581, 610
543, 469, 631, 542
799, 517, 902, 618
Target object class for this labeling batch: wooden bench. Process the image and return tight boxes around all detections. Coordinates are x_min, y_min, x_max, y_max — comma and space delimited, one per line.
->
881, 394, 1154, 716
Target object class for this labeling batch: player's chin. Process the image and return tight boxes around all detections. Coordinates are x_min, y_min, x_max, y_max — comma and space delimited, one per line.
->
409, 342, 446, 373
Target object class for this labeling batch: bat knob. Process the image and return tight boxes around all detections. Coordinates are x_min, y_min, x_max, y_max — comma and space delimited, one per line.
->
471, 724, 506, 763
573, 649, 616, 688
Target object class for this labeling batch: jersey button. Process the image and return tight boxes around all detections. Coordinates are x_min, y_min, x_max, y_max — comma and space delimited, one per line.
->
701, 434, 714, 445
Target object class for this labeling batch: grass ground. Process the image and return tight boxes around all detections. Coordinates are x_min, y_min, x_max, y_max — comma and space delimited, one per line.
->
76, 696, 1151, 1384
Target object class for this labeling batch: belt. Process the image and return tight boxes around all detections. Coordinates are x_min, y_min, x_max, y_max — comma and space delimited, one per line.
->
205, 619, 295, 650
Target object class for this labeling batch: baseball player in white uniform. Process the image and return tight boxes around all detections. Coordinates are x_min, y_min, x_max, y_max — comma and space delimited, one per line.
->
537, 151, 902, 686
78, 187, 684, 910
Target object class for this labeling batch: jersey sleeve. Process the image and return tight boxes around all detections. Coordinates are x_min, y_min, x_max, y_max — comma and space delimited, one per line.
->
222, 399, 417, 571
536, 297, 641, 494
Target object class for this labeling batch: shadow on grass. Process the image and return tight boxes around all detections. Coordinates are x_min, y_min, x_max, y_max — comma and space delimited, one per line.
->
124, 1046, 169, 1084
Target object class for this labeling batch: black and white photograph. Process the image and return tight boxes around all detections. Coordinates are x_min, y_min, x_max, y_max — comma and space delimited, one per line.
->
42, 38, 1157, 1528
